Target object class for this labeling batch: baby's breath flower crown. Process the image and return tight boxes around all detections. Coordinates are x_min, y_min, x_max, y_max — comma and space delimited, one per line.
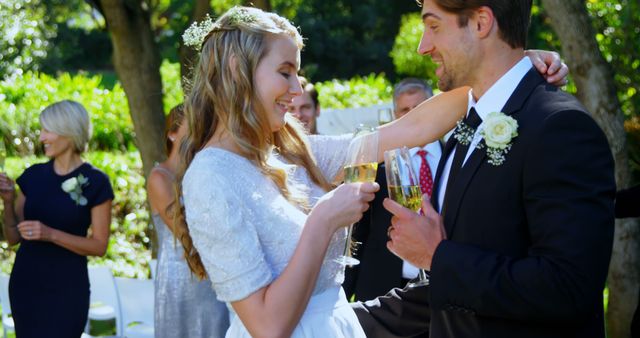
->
182, 7, 258, 50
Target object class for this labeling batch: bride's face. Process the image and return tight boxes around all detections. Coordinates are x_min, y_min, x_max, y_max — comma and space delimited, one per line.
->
254, 35, 303, 132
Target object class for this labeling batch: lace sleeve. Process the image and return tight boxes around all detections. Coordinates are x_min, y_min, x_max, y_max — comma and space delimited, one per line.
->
183, 163, 273, 302
308, 134, 351, 181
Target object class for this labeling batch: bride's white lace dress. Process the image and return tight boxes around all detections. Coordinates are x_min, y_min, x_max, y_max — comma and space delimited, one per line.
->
183, 134, 365, 337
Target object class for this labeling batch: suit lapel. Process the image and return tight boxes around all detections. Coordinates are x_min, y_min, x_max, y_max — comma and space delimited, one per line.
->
499, 68, 544, 118
443, 68, 545, 237
443, 146, 486, 236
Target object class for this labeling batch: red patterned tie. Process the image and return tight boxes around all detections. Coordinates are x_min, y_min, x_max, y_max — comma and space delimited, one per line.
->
416, 150, 434, 197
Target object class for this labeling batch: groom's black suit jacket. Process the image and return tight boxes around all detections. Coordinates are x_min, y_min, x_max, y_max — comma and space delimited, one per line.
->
353, 69, 616, 338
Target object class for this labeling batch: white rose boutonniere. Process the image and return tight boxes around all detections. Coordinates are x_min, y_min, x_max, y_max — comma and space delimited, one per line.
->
61, 174, 89, 206
479, 112, 519, 166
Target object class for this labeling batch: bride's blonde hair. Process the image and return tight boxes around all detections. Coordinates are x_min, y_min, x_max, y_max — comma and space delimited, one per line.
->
174, 6, 332, 279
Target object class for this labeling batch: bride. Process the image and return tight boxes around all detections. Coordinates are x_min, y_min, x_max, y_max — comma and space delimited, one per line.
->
175, 6, 567, 337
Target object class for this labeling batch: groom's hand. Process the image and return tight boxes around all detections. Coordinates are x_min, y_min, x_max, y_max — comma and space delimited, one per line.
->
384, 195, 446, 270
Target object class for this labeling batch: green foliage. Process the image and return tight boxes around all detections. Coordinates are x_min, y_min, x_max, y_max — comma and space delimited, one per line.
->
0, 0, 55, 77
272, 0, 305, 19
0, 152, 152, 278
294, 0, 416, 81
583, 0, 640, 181
40, 23, 112, 74
0, 71, 134, 155
315, 73, 392, 109
531, 0, 640, 180
584, 0, 639, 121
390, 13, 438, 89
0, 61, 183, 156
160, 60, 185, 111
0, 0, 95, 78
212, 0, 243, 15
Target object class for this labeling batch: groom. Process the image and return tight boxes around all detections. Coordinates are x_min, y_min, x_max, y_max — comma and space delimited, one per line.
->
353, 1, 616, 337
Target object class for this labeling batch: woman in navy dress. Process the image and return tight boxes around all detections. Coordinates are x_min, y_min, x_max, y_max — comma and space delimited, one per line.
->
0, 100, 113, 338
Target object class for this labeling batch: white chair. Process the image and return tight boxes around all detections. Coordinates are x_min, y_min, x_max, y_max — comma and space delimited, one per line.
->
149, 259, 157, 280
0, 274, 14, 338
87, 266, 123, 337
114, 277, 154, 338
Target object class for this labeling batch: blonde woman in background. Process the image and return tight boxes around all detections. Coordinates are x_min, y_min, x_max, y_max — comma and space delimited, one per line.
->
0, 100, 113, 338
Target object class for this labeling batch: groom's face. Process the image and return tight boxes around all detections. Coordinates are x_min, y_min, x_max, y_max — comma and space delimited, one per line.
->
418, 0, 478, 91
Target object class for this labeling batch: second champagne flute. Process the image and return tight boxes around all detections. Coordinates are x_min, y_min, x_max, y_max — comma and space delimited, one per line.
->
384, 146, 430, 287
335, 125, 378, 266
377, 108, 393, 126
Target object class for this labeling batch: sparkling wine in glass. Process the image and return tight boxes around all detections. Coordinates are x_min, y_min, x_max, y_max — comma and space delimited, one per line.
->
335, 125, 378, 266
384, 146, 430, 287
377, 108, 393, 126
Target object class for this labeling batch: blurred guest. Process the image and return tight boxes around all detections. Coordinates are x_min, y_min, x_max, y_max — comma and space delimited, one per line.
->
0, 100, 113, 338
344, 78, 441, 303
288, 76, 320, 134
615, 185, 639, 218
146, 104, 229, 338
614, 184, 640, 337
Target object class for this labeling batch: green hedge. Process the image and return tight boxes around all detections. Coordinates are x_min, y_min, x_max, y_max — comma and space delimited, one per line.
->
315, 73, 393, 109
0, 60, 184, 157
0, 72, 133, 155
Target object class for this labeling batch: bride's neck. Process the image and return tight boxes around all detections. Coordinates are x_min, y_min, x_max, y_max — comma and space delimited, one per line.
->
205, 128, 242, 155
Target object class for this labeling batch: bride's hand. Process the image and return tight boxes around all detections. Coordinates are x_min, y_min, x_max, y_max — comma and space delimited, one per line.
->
309, 182, 378, 231
525, 49, 569, 86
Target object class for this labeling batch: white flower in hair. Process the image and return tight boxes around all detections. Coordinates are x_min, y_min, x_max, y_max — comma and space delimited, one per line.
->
182, 8, 259, 50
183, 14, 217, 49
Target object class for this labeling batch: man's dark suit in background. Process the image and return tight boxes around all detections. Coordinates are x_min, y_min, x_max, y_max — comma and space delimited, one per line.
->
344, 165, 401, 301
614, 185, 640, 337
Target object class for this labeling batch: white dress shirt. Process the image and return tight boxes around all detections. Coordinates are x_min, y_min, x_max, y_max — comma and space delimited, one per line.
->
402, 141, 442, 279
436, 57, 533, 212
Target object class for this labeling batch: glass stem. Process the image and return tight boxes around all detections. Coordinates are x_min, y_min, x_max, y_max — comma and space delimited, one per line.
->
343, 224, 355, 258
418, 269, 429, 284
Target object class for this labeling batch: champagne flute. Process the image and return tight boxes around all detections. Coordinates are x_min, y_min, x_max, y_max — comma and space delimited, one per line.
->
377, 108, 393, 126
384, 147, 430, 287
335, 125, 379, 266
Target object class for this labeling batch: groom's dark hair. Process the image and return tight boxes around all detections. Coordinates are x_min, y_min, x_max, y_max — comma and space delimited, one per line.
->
416, 0, 532, 49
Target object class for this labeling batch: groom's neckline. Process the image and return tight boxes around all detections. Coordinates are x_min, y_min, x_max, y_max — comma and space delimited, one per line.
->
468, 56, 532, 120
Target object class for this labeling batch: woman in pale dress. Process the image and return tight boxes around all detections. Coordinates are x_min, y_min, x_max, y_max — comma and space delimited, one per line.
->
146, 104, 229, 337
174, 6, 569, 338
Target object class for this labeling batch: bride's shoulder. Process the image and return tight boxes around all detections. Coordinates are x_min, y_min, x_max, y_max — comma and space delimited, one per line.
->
188, 147, 253, 173
183, 148, 258, 191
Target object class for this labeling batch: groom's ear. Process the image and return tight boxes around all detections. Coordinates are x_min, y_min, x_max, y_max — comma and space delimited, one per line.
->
473, 6, 496, 40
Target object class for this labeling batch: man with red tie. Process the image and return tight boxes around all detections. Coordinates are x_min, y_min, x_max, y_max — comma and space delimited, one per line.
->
343, 78, 441, 305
